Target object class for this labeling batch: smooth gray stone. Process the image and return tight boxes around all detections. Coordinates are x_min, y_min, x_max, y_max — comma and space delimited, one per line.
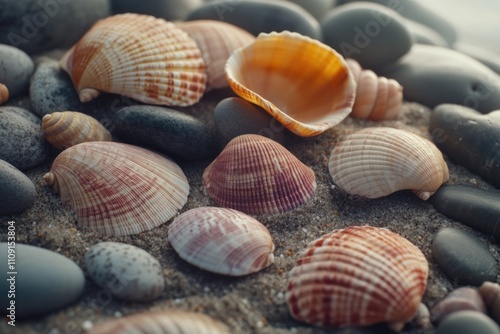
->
0, 45, 34, 97
288, 0, 337, 19
0, 106, 49, 171
320, 2, 412, 69
403, 18, 447, 46
113, 105, 219, 161
0, 0, 110, 55
187, 0, 322, 40
454, 43, 500, 75
379, 45, 500, 113
111, 0, 202, 20
432, 228, 497, 286
437, 311, 500, 334
0, 243, 85, 318
0, 160, 36, 215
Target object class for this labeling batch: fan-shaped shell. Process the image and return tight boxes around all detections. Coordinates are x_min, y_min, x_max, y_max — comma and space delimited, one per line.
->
328, 127, 449, 200
43, 142, 189, 236
175, 20, 255, 91
0, 83, 8, 105
346, 58, 403, 120
60, 13, 206, 106
202, 134, 316, 215
225, 31, 356, 137
42, 111, 112, 150
168, 207, 274, 276
286, 225, 429, 328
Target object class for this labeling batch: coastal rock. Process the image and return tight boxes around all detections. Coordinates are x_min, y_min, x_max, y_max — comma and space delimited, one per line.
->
288, 0, 336, 19
0, 44, 34, 97
403, 18, 447, 46
0, 243, 85, 318
436, 311, 500, 334
85, 242, 164, 302
454, 43, 500, 75
0, 160, 36, 215
431, 287, 487, 324
432, 227, 497, 286
111, 0, 203, 20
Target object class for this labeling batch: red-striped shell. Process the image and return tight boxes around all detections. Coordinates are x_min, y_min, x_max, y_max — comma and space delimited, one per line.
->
202, 134, 316, 215
287, 226, 429, 328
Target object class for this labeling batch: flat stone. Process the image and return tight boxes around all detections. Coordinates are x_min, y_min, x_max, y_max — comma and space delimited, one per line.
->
437, 311, 500, 334
454, 43, 500, 75
0, 243, 85, 318
403, 18, 447, 46
432, 227, 497, 286
0, 160, 36, 215
288, 0, 337, 19
111, 0, 203, 20
0, 45, 34, 97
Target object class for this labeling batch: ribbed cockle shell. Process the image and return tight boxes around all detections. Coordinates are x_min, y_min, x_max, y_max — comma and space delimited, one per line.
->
287, 226, 429, 328
43, 142, 189, 236
328, 127, 449, 200
60, 13, 206, 106
202, 134, 316, 215
168, 207, 275, 276
0, 83, 8, 105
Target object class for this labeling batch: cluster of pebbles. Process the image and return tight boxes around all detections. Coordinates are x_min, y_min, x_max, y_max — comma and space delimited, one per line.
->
1, 0, 500, 333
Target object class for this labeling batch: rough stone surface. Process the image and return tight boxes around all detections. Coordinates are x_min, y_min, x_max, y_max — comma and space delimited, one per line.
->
0, 44, 34, 97
0, 160, 36, 215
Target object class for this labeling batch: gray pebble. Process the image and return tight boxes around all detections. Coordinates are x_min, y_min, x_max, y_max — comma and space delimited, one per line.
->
437, 311, 500, 334
288, 0, 337, 19
0, 160, 36, 215
403, 18, 447, 47
0, 243, 85, 318
0, 44, 34, 97
0, 106, 49, 170
85, 242, 164, 302
432, 227, 497, 286
111, 0, 203, 20
454, 43, 500, 75
113, 105, 219, 161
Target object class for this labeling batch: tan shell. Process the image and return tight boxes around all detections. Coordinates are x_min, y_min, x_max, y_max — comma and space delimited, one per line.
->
202, 134, 316, 215
0, 83, 8, 105
175, 20, 255, 91
287, 225, 429, 328
42, 111, 112, 150
328, 127, 449, 200
479, 281, 500, 324
346, 58, 403, 120
43, 142, 189, 236
60, 13, 206, 106
168, 207, 274, 276
225, 31, 356, 137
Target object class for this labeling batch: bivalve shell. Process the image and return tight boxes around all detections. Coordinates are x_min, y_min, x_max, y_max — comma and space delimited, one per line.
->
168, 207, 274, 276
225, 31, 356, 137
43, 142, 189, 236
328, 127, 449, 200
42, 111, 112, 150
60, 13, 206, 106
286, 226, 429, 328
202, 134, 316, 215
0, 83, 8, 105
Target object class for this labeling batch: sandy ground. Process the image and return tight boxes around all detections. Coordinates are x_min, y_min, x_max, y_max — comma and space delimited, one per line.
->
1, 89, 499, 334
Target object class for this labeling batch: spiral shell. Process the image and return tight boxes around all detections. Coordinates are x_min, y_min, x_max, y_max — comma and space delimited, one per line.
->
346, 58, 403, 120
431, 287, 486, 324
202, 134, 316, 215
0, 83, 8, 105
42, 111, 112, 150
168, 207, 274, 276
43, 142, 189, 236
60, 13, 206, 106
225, 31, 356, 137
286, 226, 429, 328
328, 127, 449, 200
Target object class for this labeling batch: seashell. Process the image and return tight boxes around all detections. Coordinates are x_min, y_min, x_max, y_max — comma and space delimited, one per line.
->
328, 127, 449, 200
480, 281, 500, 324
431, 287, 487, 324
59, 13, 206, 106
42, 111, 112, 150
346, 58, 403, 120
225, 31, 356, 137
168, 207, 274, 276
0, 83, 8, 105
286, 226, 429, 328
88, 310, 230, 334
175, 20, 255, 91
411, 303, 431, 329
43, 142, 189, 236
202, 134, 316, 215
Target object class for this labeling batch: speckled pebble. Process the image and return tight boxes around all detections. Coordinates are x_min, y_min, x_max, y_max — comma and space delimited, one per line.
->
0, 106, 49, 170
0, 159, 36, 215
436, 311, 500, 334
85, 242, 164, 302
0, 44, 34, 97
214, 97, 286, 145
432, 228, 497, 286
0, 243, 85, 318
111, 0, 202, 20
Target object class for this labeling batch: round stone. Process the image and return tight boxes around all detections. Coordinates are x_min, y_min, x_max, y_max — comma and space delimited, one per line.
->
288, 0, 337, 19
432, 227, 497, 286
403, 18, 447, 46
0, 160, 36, 215
320, 2, 412, 69
437, 311, 500, 334
0, 243, 85, 318
111, 0, 203, 20
454, 43, 500, 75
0, 45, 34, 97
85, 242, 164, 302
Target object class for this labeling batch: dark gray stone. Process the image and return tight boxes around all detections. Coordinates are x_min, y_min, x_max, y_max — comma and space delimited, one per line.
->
0, 160, 36, 215
454, 43, 500, 75
111, 0, 202, 20
437, 311, 500, 334
288, 0, 337, 19
432, 227, 497, 286
403, 18, 447, 46
113, 105, 219, 161
320, 2, 412, 69
0, 44, 34, 97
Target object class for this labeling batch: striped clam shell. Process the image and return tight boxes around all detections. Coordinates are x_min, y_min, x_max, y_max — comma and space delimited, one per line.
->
42, 111, 112, 150
60, 13, 206, 106
287, 226, 429, 328
202, 134, 316, 215
0, 83, 8, 105
43, 142, 189, 236
328, 127, 449, 200
168, 207, 274, 276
